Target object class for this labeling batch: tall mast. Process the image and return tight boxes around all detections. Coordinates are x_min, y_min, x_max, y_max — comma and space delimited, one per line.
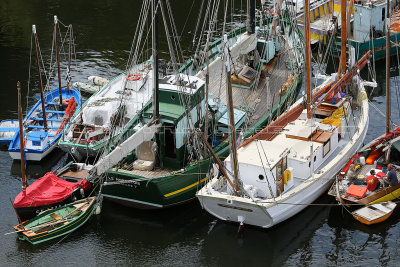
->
32, 25, 48, 131
152, 0, 159, 120
386, 0, 391, 134
340, 0, 347, 76
54, 16, 63, 107
203, 39, 210, 155
305, 0, 312, 119
224, 35, 240, 192
17, 82, 27, 193
247, 0, 256, 34
152, 0, 160, 167
67, 24, 73, 92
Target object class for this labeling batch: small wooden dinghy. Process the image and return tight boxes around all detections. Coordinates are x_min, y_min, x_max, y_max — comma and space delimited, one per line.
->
13, 197, 96, 245
352, 201, 397, 225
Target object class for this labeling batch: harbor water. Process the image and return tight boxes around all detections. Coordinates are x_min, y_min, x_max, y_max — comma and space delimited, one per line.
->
1, 0, 400, 265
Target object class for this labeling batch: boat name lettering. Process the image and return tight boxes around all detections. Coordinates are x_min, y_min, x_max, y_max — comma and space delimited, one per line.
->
217, 203, 253, 212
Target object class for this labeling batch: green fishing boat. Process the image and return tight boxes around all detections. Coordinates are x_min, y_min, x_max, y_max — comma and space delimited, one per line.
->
92, 0, 305, 209
331, 0, 400, 61
13, 197, 96, 245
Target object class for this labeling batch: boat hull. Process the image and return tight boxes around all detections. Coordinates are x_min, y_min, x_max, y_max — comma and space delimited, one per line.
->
197, 74, 369, 228
197, 121, 367, 228
103, 160, 212, 209
353, 210, 394, 225
9, 145, 54, 161
102, 71, 303, 209
16, 198, 96, 245
8, 88, 81, 161
332, 32, 400, 61
15, 189, 87, 222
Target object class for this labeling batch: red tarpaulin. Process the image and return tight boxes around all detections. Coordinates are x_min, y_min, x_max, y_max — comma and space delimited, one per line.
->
13, 172, 90, 208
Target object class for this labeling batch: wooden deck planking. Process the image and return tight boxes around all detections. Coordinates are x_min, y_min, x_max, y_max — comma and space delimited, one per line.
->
207, 41, 293, 129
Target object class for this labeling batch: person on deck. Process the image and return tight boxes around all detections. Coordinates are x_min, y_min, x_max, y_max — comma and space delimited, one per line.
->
366, 170, 380, 191
383, 164, 399, 186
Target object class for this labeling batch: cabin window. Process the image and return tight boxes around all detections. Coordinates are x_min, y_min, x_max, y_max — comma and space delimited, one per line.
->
171, 95, 176, 100
32, 141, 41, 146
314, 156, 317, 162
164, 123, 177, 158
382, 8, 385, 21
323, 139, 331, 157
258, 174, 264, 180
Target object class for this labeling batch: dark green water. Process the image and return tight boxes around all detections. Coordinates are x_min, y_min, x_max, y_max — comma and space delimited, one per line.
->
1, 0, 400, 266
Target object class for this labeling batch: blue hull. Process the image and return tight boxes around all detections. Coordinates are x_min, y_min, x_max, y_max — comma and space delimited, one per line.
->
8, 88, 81, 161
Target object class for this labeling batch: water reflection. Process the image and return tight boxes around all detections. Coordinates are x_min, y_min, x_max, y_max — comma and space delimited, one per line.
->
10, 148, 67, 179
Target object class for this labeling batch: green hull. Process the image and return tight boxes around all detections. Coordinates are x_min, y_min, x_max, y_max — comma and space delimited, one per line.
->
16, 198, 96, 245
332, 32, 400, 61
102, 14, 305, 209
102, 72, 303, 209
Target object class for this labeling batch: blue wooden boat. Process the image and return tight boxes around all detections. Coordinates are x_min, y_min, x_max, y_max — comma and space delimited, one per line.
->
0, 119, 19, 145
9, 88, 81, 161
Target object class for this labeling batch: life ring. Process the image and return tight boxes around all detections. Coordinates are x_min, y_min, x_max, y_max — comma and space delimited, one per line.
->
284, 169, 291, 185
126, 73, 140, 81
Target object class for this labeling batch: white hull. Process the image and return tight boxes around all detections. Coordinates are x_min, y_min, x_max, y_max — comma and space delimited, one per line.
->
197, 80, 369, 228
9, 143, 55, 161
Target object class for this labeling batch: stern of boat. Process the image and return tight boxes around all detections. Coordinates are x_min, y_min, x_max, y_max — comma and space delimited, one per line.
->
196, 178, 274, 228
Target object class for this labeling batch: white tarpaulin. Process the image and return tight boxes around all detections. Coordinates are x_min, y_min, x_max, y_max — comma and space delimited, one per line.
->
82, 99, 120, 128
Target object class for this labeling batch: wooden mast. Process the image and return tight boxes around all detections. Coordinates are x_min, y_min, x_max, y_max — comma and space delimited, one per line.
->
152, 0, 159, 121
32, 25, 48, 131
224, 34, 240, 192
17, 82, 27, 193
247, 0, 255, 34
203, 39, 210, 155
152, 0, 160, 166
386, 0, 391, 134
67, 24, 73, 92
197, 129, 237, 194
305, 0, 312, 119
54, 16, 63, 107
340, 0, 347, 76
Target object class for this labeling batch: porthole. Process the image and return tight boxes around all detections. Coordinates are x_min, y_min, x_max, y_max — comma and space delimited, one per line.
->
258, 174, 264, 180
171, 95, 176, 100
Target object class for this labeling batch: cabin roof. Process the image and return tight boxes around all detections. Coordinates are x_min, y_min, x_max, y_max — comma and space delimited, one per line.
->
227, 139, 288, 168
159, 74, 205, 94
27, 131, 48, 141
234, 119, 336, 168
143, 102, 186, 121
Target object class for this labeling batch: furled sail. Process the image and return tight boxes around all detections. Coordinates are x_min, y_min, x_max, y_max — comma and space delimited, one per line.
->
91, 122, 161, 176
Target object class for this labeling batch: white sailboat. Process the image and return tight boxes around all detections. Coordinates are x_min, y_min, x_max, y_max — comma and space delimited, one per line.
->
196, 0, 371, 228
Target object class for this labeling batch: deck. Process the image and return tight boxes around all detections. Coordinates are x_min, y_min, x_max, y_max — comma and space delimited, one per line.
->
207, 39, 295, 130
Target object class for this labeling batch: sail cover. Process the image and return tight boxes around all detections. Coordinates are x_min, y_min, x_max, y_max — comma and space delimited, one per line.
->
91, 122, 161, 176
13, 172, 90, 208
